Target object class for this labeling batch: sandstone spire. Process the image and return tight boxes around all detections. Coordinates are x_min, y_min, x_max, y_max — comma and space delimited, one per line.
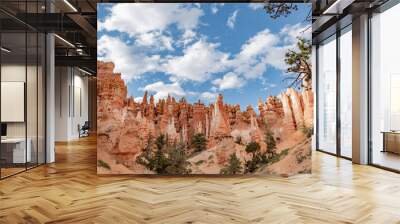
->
142, 91, 148, 105
149, 94, 154, 106
210, 94, 230, 138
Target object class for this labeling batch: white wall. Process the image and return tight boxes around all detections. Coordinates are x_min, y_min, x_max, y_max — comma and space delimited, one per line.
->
54, 67, 89, 141
55, 66, 69, 141
72, 73, 89, 138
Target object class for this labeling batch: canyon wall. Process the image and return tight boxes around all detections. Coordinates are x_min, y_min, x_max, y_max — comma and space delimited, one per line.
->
97, 61, 313, 175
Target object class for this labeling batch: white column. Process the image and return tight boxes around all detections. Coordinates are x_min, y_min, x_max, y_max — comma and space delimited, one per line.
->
352, 14, 369, 164
46, 32, 55, 163
312, 45, 317, 151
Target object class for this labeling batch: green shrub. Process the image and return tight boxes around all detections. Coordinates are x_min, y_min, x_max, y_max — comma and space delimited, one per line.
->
136, 135, 192, 175
264, 131, 277, 155
296, 150, 311, 164
243, 140, 289, 174
191, 133, 207, 153
244, 157, 261, 174
300, 126, 313, 138
270, 149, 289, 164
245, 141, 260, 155
244, 141, 262, 174
221, 153, 242, 175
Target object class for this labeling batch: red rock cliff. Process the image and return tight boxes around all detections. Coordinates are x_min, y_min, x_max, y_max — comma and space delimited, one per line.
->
97, 61, 313, 162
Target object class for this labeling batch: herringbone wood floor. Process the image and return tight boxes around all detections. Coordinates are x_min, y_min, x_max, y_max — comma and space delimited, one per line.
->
1, 136, 400, 224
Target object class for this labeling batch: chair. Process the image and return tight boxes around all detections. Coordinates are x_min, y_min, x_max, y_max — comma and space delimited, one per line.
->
79, 121, 90, 138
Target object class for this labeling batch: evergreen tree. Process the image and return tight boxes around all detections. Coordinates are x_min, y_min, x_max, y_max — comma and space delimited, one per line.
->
264, 2, 311, 21
244, 158, 260, 174
265, 131, 277, 156
165, 143, 192, 175
191, 133, 207, 153
220, 153, 242, 175
136, 135, 192, 175
244, 141, 262, 174
263, 3, 312, 90
155, 134, 166, 151
264, 3, 298, 19
284, 38, 312, 90
300, 125, 313, 138
245, 141, 260, 156
136, 135, 168, 174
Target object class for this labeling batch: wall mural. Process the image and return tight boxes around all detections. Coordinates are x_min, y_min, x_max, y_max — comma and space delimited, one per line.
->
97, 3, 313, 175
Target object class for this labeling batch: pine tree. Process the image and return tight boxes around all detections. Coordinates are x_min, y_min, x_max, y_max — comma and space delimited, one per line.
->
165, 143, 191, 175
264, 3, 298, 19
263, 3, 312, 90
220, 153, 242, 175
284, 38, 312, 90
245, 141, 260, 156
191, 133, 207, 153
244, 141, 262, 174
155, 134, 166, 151
265, 131, 277, 156
136, 135, 192, 175
264, 2, 311, 22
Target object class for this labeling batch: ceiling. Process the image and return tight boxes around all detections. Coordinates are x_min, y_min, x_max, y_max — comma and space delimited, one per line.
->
0, 0, 98, 74
311, 0, 390, 43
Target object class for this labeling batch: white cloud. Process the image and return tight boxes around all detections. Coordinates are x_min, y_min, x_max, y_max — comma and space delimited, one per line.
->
163, 39, 229, 82
225, 26, 306, 78
227, 10, 239, 29
238, 29, 278, 59
212, 72, 245, 90
134, 31, 174, 51
280, 23, 311, 44
264, 46, 291, 71
99, 4, 203, 50
177, 30, 197, 47
99, 4, 203, 35
97, 35, 160, 81
211, 3, 224, 14
211, 5, 218, 14
248, 3, 264, 10
261, 78, 278, 90
134, 97, 143, 103
200, 92, 218, 101
142, 81, 186, 101
228, 29, 279, 79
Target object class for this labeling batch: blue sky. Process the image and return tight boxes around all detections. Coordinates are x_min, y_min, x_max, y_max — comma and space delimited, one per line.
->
97, 3, 311, 111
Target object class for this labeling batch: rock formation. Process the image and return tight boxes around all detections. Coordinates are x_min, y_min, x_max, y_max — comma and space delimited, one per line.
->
97, 61, 314, 174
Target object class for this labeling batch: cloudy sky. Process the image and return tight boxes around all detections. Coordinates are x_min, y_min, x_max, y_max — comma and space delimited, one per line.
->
97, 3, 311, 110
